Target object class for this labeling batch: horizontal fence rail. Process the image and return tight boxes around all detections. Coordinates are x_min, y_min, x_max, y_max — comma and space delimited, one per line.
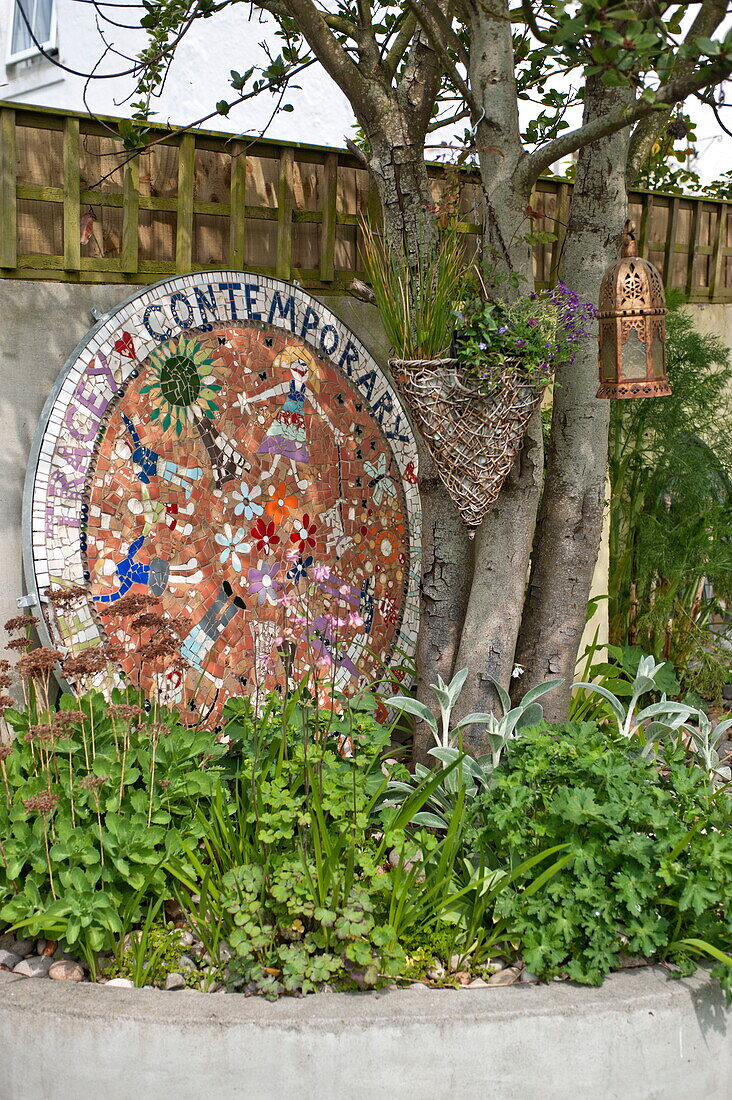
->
1, 102, 731, 300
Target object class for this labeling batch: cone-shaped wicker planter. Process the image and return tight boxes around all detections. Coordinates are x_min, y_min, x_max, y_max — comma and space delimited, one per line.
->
390, 357, 542, 529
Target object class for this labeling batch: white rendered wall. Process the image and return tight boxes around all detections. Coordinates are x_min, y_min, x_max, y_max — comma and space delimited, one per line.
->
0, 0, 356, 146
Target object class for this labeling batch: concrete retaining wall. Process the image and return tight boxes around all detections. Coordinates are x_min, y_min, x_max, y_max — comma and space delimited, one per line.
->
0, 967, 729, 1099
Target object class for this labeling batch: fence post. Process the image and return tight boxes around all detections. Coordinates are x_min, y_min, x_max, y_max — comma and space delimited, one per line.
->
63, 116, 80, 272
122, 154, 139, 274
276, 147, 294, 280
319, 151, 338, 283
176, 133, 195, 273
229, 140, 247, 269
0, 108, 16, 269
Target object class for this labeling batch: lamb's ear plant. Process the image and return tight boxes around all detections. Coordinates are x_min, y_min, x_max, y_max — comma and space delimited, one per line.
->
386, 670, 563, 831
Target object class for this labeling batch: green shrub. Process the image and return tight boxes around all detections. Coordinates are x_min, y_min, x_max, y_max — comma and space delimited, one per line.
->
471, 722, 732, 991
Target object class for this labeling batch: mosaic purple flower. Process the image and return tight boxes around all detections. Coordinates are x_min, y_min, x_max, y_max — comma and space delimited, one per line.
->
247, 560, 282, 605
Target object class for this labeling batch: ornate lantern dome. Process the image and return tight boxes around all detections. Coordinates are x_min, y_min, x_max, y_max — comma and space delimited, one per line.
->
597, 220, 670, 399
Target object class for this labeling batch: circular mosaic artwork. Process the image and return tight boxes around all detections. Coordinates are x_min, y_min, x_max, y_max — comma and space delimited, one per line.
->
24, 273, 421, 724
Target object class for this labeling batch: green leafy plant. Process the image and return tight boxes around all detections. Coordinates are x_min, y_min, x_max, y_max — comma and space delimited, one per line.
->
386, 668, 563, 830
609, 302, 732, 702
0, 688, 227, 976
471, 722, 732, 994
453, 282, 595, 392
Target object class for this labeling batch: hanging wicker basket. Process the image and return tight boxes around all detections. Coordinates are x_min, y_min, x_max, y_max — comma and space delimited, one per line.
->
389, 356, 542, 530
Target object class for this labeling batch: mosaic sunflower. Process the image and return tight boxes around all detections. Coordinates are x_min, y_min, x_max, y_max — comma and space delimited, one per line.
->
141, 337, 222, 436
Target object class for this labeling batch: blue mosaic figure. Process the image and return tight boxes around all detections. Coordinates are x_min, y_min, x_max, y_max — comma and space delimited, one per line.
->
93, 535, 203, 604
121, 414, 203, 499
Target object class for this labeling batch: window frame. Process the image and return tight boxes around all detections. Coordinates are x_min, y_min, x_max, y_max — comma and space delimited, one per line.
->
6, 0, 57, 65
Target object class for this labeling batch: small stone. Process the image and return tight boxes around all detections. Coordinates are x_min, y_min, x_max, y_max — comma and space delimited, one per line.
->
520, 970, 539, 983
488, 958, 507, 971
613, 954, 649, 970
13, 955, 52, 978
104, 977, 135, 988
486, 966, 522, 986
179, 930, 195, 947
0, 949, 22, 970
408, 982, 430, 990
217, 942, 232, 964
0, 934, 17, 953
178, 954, 197, 971
164, 972, 186, 991
453, 971, 471, 986
49, 960, 84, 982
36, 940, 46, 955
448, 954, 463, 973
9, 938, 34, 957
425, 962, 445, 981
466, 978, 488, 988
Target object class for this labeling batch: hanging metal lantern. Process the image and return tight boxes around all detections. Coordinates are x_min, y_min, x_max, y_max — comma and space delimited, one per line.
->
597, 219, 670, 399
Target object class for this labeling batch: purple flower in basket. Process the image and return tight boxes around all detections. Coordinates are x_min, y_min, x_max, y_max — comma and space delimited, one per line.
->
515, 339, 526, 349
527, 318, 537, 327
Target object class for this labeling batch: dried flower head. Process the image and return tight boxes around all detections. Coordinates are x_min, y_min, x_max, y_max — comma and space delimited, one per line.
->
0, 745, 12, 761
0, 693, 15, 715
17, 649, 64, 679
107, 703, 143, 723
23, 789, 58, 815
0, 659, 11, 672
131, 612, 167, 633
53, 710, 86, 727
148, 721, 170, 741
46, 585, 89, 609
139, 640, 176, 663
7, 638, 31, 652
103, 593, 158, 619
101, 643, 125, 664
0, 674, 12, 690
4, 615, 39, 633
62, 649, 108, 680
79, 774, 107, 790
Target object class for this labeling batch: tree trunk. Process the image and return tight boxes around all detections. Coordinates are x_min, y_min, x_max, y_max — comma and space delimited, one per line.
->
448, 0, 544, 723
512, 79, 633, 716
358, 109, 473, 759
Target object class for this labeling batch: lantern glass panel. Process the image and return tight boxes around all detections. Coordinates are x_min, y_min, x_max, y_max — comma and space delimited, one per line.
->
621, 328, 648, 378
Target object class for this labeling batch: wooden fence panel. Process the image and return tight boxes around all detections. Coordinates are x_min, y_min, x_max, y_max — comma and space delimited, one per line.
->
1, 101, 731, 300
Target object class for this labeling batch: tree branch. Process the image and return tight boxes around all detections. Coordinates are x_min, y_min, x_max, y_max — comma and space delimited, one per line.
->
523, 58, 732, 185
405, 0, 477, 113
383, 11, 418, 82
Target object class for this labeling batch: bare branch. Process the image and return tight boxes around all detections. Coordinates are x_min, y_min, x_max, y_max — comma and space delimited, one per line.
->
383, 11, 418, 81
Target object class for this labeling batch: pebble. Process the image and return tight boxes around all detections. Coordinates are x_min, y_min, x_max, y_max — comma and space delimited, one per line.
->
179, 930, 195, 947
466, 978, 488, 988
9, 938, 35, 957
104, 977, 135, 988
520, 970, 539, 983
448, 954, 463, 973
408, 982, 430, 990
48, 960, 85, 982
486, 967, 522, 986
426, 962, 445, 981
178, 954, 197, 972
13, 955, 53, 978
0, 949, 22, 970
164, 972, 187, 991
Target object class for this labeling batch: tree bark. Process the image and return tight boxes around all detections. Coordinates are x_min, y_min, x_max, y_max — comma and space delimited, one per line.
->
449, 0, 543, 722
512, 78, 633, 716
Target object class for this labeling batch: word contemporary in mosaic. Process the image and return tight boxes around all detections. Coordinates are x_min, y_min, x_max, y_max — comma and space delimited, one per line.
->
25, 273, 422, 724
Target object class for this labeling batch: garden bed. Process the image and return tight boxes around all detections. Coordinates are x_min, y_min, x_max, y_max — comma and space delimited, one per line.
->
0, 966, 729, 1099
